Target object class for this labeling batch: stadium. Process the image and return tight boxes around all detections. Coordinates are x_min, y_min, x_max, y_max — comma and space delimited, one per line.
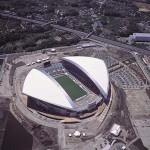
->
22, 56, 110, 117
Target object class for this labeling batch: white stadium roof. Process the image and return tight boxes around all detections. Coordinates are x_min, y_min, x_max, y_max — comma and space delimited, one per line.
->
22, 69, 77, 111
22, 56, 109, 111
62, 56, 109, 98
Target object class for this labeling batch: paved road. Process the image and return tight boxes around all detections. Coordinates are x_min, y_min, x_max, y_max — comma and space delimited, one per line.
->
51, 24, 150, 56
111, 142, 131, 150
1, 12, 150, 56
0, 12, 46, 25
0, 54, 7, 59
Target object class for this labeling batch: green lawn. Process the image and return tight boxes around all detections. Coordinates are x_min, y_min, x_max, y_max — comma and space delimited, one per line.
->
55, 75, 86, 101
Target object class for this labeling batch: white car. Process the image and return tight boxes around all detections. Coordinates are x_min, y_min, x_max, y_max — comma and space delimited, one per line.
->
31, 62, 35, 65
121, 146, 126, 150
76, 46, 81, 49
26, 63, 31, 66
36, 59, 42, 63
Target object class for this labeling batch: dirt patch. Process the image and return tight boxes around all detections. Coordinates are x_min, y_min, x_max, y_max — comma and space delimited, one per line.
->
134, 2, 150, 12
101, 83, 136, 141
146, 88, 150, 99
130, 138, 148, 150
9, 61, 25, 86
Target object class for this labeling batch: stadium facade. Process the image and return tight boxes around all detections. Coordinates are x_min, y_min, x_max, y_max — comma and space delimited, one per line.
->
22, 56, 110, 117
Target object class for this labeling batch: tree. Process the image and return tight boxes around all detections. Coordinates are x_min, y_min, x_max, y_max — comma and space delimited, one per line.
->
22, 38, 36, 49
69, 37, 80, 44
57, 19, 67, 26
46, 6, 55, 13
66, 9, 79, 16
127, 21, 139, 35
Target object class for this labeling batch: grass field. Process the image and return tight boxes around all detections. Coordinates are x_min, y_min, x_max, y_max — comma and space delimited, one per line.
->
55, 75, 86, 101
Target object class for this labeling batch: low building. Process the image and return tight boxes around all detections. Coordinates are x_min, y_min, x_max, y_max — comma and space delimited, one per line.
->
129, 33, 150, 42
110, 124, 121, 136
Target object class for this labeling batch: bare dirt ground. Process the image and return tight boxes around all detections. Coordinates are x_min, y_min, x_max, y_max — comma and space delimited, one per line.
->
125, 89, 150, 118
125, 89, 150, 149
133, 2, 150, 12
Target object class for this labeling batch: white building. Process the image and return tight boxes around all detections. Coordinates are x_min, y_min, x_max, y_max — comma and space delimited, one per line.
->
129, 33, 150, 42
22, 56, 110, 116
110, 124, 121, 136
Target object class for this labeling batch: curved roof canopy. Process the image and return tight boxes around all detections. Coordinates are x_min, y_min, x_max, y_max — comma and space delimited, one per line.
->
22, 69, 77, 111
62, 56, 109, 98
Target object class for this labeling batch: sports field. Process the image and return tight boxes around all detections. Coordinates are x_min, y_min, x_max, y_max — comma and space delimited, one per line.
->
55, 75, 86, 101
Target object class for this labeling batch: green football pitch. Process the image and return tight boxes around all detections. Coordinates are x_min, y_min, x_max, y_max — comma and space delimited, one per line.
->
55, 75, 87, 101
